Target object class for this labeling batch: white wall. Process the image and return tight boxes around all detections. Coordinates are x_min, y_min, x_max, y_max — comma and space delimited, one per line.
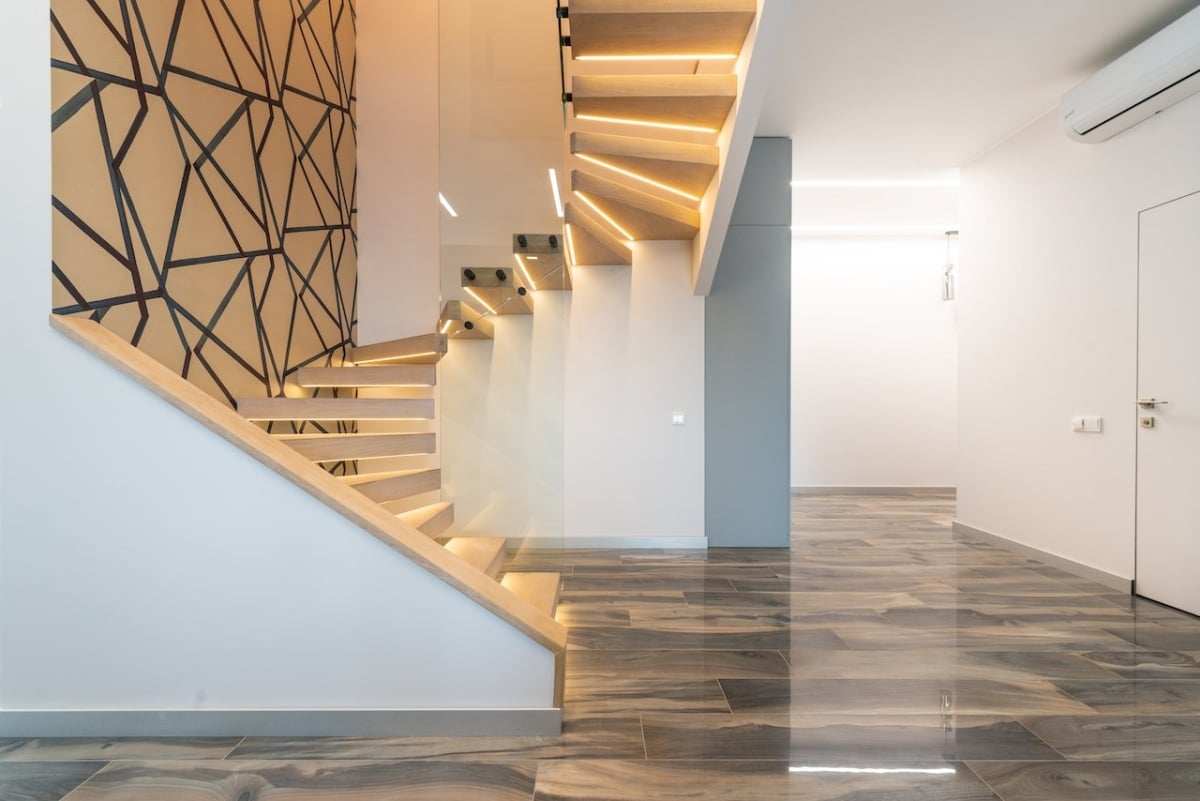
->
356, 0, 441, 343
1, 0, 552, 722
792, 237, 958, 488
958, 93, 1200, 580
437, 241, 706, 546
564, 241, 707, 544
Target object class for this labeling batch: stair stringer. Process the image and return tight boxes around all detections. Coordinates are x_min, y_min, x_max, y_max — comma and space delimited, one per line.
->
1, 316, 566, 737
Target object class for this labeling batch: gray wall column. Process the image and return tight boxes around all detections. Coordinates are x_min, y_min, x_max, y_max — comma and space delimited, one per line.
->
705, 137, 791, 547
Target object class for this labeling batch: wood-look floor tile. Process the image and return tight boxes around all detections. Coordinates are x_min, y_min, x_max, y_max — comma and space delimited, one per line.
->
1104, 625, 1200, 652
967, 760, 1200, 800
565, 649, 791, 680
719, 678, 1095, 716
0, 762, 104, 801
230, 718, 644, 761
558, 576, 735, 593
564, 678, 730, 716
683, 591, 928, 613
832, 621, 1137, 652
534, 759, 1001, 801
66, 759, 537, 799
1080, 650, 1200, 679
641, 712, 1060, 762
782, 650, 1122, 681
0, 738, 242, 762
567, 625, 826, 651
1051, 680, 1200, 713
1020, 715, 1200, 761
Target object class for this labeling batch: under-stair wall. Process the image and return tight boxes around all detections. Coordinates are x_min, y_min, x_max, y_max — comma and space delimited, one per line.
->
4, 0, 560, 737
438, 241, 707, 548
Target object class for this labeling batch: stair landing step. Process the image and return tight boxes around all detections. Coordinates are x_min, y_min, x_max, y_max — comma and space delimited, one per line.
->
500, 572, 562, 618
398, 501, 454, 538
445, 537, 508, 578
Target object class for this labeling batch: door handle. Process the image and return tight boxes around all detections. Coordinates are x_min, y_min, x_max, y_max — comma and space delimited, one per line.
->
1137, 397, 1169, 409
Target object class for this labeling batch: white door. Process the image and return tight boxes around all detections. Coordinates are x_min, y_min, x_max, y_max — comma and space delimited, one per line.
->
1136, 190, 1200, 616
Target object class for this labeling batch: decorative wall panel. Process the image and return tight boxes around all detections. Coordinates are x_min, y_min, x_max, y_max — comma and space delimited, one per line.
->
51, 0, 357, 407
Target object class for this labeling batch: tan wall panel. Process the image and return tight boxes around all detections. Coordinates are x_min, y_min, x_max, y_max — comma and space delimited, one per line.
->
51, 0, 358, 407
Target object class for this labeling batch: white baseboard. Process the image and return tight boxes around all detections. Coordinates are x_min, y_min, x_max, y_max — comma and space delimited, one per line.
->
0, 708, 562, 737
952, 520, 1132, 593
792, 486, 956, 496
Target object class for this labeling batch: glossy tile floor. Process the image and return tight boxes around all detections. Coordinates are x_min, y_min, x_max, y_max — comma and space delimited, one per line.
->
5, 494, 1200, 800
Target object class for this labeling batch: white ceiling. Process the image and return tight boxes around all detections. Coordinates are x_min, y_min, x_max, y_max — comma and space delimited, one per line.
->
757, 0, 1200, 179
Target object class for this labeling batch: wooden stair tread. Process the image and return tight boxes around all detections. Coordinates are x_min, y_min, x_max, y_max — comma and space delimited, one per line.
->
351, 333, 448, 365
574, 169, 701, 222
566, 205, 634, 266
444, 537, 508, 578
344, 468, 441, 504
440, 299, 495, 339
513, 234, 572, 291
398, 501, 454, 538
238, 397, 435, 421
500, 572, 562, 617
570, 150, 716, 200
463, 286, 534, 315
571, 74, 736, 133
294, 365, 437, 388
572, 190, 700, 241
568, 0, 755, 61
275, 432, 436, 462
570, 131, 719, 167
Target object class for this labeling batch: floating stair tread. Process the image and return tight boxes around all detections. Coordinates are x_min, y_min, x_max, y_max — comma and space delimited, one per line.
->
574, 169, 701, 223
276, 432, 436, 462
571, 150, 716, 200
566, 203, 633, 265
500, 572, 562, 617
572, 74, 736, 132
445, 537, 508, 578
344, 467, 441, 504
238, 397, 435, 421
294, 365, 437, 388
571, 131, 719, 166
398, 501, 455, 538
568, 1, 755, 61
573, 190, 700, 241
440, 299, 495, 339
464, 285, 534, 315
351, 333, 448, 365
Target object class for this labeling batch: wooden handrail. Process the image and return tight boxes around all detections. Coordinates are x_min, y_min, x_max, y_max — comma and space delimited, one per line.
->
49, 314, 568, 654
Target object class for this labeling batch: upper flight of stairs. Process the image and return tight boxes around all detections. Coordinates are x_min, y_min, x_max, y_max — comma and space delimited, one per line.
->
559, 0, 756, 267
226, 329, 564, 650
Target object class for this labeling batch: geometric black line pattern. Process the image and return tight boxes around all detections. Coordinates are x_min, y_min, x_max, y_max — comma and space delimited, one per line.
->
51, 0, 357, 414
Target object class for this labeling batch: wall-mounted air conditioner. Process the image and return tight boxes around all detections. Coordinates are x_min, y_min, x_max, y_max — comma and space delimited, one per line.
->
1060, 7, 1200, 143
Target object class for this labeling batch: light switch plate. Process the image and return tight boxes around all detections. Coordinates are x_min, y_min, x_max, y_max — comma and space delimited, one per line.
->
672, 412, 686, 426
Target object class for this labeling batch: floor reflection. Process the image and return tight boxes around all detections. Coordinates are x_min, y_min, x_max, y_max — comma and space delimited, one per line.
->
3, 494, 1200, 800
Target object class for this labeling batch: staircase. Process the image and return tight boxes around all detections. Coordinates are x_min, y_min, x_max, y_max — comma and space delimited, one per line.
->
234, 330, 562, 623
559, 0, 756, 268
